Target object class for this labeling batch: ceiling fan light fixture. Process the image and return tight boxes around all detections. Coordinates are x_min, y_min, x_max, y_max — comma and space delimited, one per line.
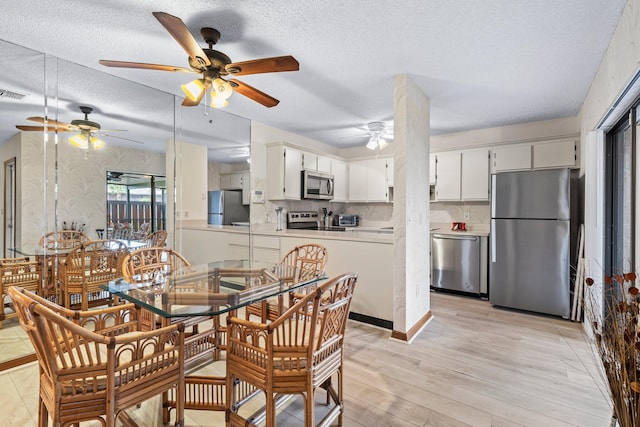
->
91, 136, 105, 150
378, 139, 389, 149
211, 93, 228, 108
212, 78, 233, 100
366, 136, 379, 150
69, 132, 89, 149
181, 78, 206, 101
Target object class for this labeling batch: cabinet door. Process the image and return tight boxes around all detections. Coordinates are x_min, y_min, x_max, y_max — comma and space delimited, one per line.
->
240, 172, 250, 205
348, 160, 368, 202
331, 158, 349, 202
317, 155, 332, 174
367, 158, 388, 202
301, 151, 317, 171
385, 159, 394, 187
266, 145, 302, 200
461, 148, 489, 201
220, 174, 232, 189
229, 172, 243, 189
492, 145, 532, 172
435, 151, 461, 201
284, 148, 303, 199
429, 153, 437, 185
533, 140, 576, 169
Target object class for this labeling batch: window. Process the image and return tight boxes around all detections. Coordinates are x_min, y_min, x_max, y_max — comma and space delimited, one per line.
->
106, 172, 166, 235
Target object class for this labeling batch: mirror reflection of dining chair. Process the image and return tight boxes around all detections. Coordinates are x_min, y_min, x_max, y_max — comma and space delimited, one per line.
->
144, 229, 168, 247
38, 230, 90, 302
112, 222, 134, 240
59, 239, 129, 310
133, 222, 151, 240
0, 257, 41, 328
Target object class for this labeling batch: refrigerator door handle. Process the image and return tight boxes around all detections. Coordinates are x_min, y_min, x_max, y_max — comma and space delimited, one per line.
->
491, 174, 496, 216
490, 219, 496, 263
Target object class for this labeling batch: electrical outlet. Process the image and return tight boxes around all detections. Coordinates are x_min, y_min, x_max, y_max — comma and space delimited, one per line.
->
464, 210, 470, 221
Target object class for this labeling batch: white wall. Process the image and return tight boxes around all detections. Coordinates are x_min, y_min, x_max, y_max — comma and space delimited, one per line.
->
578, 0, 640, 329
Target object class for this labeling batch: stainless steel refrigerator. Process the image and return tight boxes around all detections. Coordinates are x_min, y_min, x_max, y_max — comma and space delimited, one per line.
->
489, 168, 577, 317
207, 190, 249, 225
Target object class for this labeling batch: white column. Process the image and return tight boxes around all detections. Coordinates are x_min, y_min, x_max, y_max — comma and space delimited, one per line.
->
392, 74, 431, 341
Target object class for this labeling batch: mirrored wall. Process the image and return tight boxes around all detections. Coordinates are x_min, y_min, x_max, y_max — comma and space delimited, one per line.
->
0, 38, 251, 367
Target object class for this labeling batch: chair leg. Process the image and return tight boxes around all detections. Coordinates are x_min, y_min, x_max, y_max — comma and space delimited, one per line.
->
38, 398, 48, 427
305, 388, 315, 427
266, 392, 277, 427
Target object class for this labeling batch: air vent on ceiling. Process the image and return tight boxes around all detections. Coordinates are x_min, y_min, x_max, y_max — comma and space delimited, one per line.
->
0, 89, 27, 100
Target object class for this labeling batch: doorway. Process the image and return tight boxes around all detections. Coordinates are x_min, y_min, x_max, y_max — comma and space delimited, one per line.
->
3, 157, 16, 257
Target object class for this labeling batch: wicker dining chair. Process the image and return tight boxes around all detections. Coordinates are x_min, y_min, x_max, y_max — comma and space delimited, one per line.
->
38, 230, 90, 301
245, 243, 328, 322
59, 239, 129, 310
226, 272, 358, 427
145, 229, 168, 247
0, 257, 41, 328
8, 286, 186, 427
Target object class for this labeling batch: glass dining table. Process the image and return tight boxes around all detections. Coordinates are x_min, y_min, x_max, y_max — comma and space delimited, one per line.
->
102, 259, 327, 423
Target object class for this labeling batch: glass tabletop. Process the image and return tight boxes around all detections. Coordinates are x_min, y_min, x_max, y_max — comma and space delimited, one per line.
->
103, 259, 326, 318
9, 239, 148, 257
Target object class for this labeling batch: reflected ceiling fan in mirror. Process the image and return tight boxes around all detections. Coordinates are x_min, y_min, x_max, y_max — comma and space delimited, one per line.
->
100, 11, 299, 108
15, 106, 143, 151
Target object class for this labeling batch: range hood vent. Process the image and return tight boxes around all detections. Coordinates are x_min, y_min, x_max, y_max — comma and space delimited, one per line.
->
0, 89, 26, 100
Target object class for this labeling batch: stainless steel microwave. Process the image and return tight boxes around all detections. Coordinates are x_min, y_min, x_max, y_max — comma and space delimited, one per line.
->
301, 170, 334, 200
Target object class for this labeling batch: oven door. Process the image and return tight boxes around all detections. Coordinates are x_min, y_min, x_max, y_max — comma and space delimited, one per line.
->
301, 170, 334, 200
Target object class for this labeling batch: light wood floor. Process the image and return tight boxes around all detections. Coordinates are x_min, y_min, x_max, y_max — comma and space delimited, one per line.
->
1, 291, 612, 426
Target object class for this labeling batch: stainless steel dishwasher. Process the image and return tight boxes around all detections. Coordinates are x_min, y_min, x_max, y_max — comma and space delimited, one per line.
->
431, 233, 488, 295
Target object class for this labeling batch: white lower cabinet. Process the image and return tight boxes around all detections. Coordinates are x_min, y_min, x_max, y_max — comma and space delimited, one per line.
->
252, 235, 281, 264
278, 235, 394, 323
180, 229, 250, 264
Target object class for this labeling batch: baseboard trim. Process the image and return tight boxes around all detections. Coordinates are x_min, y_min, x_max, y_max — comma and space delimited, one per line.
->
391, 310, 433, 342
348, 312, 393, 330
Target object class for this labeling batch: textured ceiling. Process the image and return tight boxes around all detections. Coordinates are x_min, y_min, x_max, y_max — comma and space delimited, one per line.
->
0, 0, 627, 161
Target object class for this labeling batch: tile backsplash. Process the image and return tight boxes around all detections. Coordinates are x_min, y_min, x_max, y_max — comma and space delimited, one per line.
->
430, 202, 490, 231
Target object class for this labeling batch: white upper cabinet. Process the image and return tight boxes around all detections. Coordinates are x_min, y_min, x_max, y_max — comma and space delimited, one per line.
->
491, 144, 532, 173
331, 158, 349, 202
429, 153, 437, 186
532, 139, 577, 169
266, 144, 303, 200
348, 158, 392, 203
348, 160, 368, 202
460, 148, 490, 201
316, 156, 332, 174
492, 139, 577, 173
220, 170, 250, 204
434, 151, 461, 201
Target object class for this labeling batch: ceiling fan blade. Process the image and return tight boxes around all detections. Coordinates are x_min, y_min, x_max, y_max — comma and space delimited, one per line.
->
16, 125, 72, 132
99, 60, 194, 73
229, 79, 279, 108
181, 81, 210, 106
226, 55, 299, 76
26, 116, 74, 129
100, 133, 145, 144
152, 11, 211, 67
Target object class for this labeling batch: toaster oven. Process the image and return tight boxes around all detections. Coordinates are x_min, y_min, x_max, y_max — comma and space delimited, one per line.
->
334, 214, 359, 227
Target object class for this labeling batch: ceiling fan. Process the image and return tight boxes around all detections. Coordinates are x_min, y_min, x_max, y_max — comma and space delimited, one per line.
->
359, 122, 394, 150
99, 11, 299, 108
15, 106, 142, 150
